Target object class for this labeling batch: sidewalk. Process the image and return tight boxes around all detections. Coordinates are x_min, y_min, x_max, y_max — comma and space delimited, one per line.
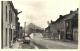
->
4, 46, 10, 49
12, 41, 21, 49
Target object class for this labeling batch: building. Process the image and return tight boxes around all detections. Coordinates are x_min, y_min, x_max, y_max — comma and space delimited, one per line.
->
64, 9, 78, 42
19, 27, 23, 38
1, 1, 20, 48
16, 22, 20, 38
49, 20, 58, 40
45, 8, 78, 42
13, 15, 19, 42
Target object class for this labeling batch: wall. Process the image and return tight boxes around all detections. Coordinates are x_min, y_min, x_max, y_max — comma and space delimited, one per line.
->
1, 1, 18, 48
47, 9, 78, 41
2, 1, 10, 48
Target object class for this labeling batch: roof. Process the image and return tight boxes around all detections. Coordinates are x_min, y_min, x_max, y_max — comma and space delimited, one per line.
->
8, 1, 18, 14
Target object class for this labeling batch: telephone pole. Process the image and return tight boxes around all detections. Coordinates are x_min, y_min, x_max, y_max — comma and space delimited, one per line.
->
24, 22, 26, 38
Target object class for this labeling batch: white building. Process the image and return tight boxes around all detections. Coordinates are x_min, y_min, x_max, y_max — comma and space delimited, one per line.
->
1, 1, 19, 48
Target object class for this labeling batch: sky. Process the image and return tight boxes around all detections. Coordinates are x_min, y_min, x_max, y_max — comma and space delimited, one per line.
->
12, 0, 79, 28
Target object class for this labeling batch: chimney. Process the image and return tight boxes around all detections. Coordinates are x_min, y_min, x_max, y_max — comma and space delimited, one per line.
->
51, 20, 53, 23
77, 8, 79, 11
70, 10, 73, 14
59, 15, 63, 18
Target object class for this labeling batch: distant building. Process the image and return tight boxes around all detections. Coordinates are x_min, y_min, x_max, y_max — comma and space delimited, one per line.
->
1, 1, 20, 48
16, 22, 20, 38
25, 23, 44, 36
19, 27, 23, 38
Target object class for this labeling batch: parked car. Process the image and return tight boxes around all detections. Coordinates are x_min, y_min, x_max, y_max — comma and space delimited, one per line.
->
23, 36, 30, 44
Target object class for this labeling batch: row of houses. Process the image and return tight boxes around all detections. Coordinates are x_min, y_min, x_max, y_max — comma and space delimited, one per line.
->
1, 1, 23, 49
44, 8, 78, 42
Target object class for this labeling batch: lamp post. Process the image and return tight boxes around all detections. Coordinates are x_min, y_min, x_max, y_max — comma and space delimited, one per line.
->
24, 22, 26, 38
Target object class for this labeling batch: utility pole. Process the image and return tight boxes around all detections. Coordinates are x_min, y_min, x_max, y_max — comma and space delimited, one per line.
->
24, 22, 26, 38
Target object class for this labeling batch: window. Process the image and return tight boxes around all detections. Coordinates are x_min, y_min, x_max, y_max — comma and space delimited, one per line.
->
9, 10, 12, 23
11, 29, 12, 40
6, 6, 7, 21
9, 10, 11, 23
9, 28, 12, 41
9, 28, 11, 41
11, 11, 12, 22
5, 28, 7, 46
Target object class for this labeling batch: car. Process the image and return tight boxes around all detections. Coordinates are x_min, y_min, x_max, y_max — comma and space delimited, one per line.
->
23, 36, 30, 44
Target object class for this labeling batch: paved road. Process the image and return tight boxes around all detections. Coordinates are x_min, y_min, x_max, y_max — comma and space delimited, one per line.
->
21, 42, 34, 49
19, 41, 35, 49
12, 38, 78, 49
32, 41, 47, 49
20, 40, 47, 49
16, 38, 47, 49
32, 38, 78, 49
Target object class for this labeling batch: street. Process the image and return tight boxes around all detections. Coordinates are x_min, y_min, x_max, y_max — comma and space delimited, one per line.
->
1, 1, 78, 49
12, 37, 78, 49
32, 38, 78, 49
14, 38, 47, 49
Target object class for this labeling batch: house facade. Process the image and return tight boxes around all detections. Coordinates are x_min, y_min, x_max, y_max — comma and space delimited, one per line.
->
1, 1, 20, 48
45, 9, 78, 42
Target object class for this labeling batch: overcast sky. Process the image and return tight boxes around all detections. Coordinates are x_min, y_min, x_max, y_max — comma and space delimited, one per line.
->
12, 0, 79, 28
